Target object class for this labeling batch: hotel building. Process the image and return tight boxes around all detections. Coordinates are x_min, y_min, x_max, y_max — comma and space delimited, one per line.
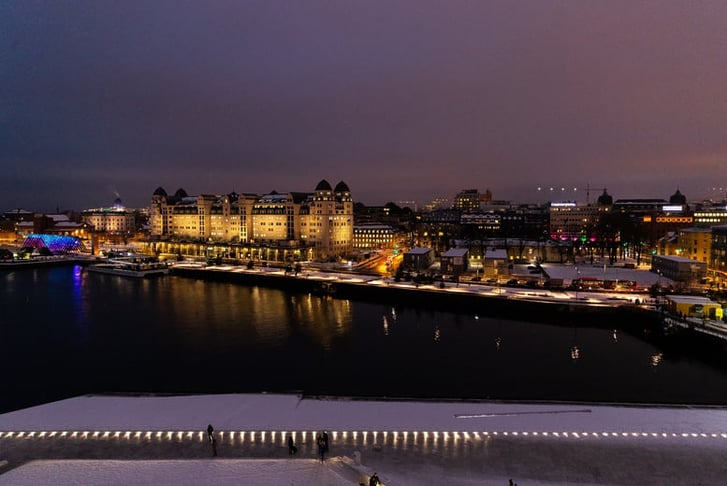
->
149, 180, 353, 262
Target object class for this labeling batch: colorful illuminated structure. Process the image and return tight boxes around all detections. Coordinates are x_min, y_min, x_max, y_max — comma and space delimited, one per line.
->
21, 234, 84, 254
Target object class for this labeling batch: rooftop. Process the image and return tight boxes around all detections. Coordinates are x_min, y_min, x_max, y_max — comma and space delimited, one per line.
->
2, 394, 727, 485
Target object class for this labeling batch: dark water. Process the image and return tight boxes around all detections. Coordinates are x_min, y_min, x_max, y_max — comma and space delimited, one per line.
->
2, 266, 727, 413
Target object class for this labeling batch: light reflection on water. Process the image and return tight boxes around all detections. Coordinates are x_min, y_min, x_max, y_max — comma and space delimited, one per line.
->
2, 266, 727, 413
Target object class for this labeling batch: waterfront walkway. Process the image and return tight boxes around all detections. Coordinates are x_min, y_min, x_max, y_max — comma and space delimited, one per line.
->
2, 394, 727, 485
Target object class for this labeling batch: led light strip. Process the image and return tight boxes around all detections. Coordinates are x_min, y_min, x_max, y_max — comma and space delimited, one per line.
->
1, 429, 725, 441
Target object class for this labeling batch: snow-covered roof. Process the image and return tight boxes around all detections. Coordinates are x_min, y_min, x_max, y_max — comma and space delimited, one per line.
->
485, 249, 508, 259
665, 296, 719, 305
46, 214, 70, 222
441, 248, 468, 257
653, 255, 705, 263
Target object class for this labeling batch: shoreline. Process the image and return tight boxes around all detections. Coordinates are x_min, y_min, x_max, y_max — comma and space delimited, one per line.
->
170, 264, 663, 329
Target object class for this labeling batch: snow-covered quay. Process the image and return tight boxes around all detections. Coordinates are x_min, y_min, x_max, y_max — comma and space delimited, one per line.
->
2, 393, 727, 485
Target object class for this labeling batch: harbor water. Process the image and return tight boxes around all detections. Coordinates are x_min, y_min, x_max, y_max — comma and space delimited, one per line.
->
2, 265, 727, 414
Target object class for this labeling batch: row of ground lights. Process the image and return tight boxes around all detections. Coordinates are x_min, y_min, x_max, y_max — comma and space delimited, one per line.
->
1, 430, 726, 441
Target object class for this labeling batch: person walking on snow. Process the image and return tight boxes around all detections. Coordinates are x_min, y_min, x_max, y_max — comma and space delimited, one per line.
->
317, 434, 326, 462
322, 430, 329, 452
369, 472, 380, 486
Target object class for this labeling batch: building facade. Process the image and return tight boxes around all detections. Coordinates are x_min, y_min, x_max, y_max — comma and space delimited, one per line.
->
81, 198, 137, 234
353, 224, 396, 249
676, 227, 712, 264
548, 202, 607, 241
711, 226, 727, 277
149, 180, 353, 261
651, 254, 707, 282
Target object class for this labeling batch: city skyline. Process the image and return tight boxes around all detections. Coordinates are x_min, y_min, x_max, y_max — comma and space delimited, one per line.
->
2, 1, 727, 212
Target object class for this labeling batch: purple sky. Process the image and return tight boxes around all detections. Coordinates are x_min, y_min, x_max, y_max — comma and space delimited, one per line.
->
2, 1, 726, 211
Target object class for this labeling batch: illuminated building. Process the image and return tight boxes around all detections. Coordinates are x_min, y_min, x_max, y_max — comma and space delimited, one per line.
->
460, 213, 501, 235
453, 189, 480, 213
613, 198, 668, 214
306, 180, 354, 259
423, 197, 450, 212
548, 202, 607, 241
149, 180, 353, 261
711, 226, 727, 277
81, 198, 136, 234
693, 208, 727, 227
353, 224, 395, 249
676, 228, 712, 264
416, 209, 461, 255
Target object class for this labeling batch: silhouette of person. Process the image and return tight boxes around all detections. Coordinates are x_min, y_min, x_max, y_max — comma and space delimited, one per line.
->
369, 472, 380, 485
322, 430, 329, 452
207, 424, 214, 442
288, 435, 297, 456
317, 434, 326, 462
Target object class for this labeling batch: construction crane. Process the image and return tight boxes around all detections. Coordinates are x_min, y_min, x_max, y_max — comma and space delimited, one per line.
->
579, 183, 608, 205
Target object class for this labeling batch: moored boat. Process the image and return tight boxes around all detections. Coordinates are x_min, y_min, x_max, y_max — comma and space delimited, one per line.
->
86, 260, 169, 278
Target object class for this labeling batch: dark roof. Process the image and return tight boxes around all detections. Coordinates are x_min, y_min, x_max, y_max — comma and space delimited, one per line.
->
315, 179, 332, 191
290, 192, 312, 204
669, 189, 687, 205
614, 199, 667, 204
153, 186, 167, 197
596, 189, 613, 206
334, 181, 350, 192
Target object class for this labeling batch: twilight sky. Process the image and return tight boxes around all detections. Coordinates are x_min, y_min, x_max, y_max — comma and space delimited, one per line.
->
2, 1, 726, 211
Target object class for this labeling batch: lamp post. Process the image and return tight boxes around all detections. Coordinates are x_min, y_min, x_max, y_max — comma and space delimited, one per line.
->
575, 266, 580, 301
656, 269, 664, 311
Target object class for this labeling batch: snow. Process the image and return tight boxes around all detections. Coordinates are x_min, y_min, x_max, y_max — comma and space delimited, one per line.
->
0, 459, 357, 486
2, 393, 727, 436
2, 394, 727, 485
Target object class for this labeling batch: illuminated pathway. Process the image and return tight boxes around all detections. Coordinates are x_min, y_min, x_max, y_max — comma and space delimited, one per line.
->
2, 394, 727, 484
177, 262, 657, 308
3, 426, 727, 485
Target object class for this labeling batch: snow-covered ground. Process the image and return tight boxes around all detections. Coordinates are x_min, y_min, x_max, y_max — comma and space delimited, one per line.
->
2, 394, 727, 485
3, 394, 727, 435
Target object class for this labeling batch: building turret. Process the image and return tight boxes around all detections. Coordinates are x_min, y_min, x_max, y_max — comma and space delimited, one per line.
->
669, 189, 686, 205
597, 189, 613, 206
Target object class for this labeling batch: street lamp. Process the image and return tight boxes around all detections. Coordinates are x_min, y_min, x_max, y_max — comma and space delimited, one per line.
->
575, 266, 580, 301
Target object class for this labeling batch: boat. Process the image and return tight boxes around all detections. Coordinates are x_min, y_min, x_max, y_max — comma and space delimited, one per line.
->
0, 254, 91, 269
86, 259, 169, 278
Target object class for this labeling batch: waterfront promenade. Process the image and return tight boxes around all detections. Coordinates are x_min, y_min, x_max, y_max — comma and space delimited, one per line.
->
170, 261, 727, 343
171, 260, 660, 307
2, 394, 727, 484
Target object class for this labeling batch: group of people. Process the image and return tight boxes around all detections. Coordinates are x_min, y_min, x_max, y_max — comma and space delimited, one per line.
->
285, 430, 329, 461
210, 424, 386, 483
